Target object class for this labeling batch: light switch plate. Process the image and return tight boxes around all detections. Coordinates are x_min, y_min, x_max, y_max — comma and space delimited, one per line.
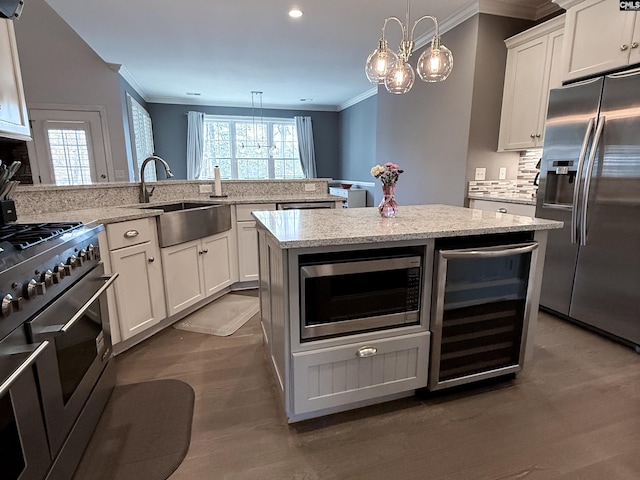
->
499, 167, 507, 180
304, 183, 316, 192
199, 184, 213, 193
475, 168, 486, 181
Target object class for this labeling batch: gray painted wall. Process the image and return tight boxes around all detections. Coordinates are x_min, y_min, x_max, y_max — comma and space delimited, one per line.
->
147, 104, 340, 180
13, 0, 129, 180
375, 16, 479, 207
338, 94, 377, 206
466, 14, 534, 185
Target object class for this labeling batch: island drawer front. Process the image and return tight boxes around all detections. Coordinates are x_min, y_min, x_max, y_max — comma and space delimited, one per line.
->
236, 203, 276, 221
292, 332, 429, 415
106, 218, 156, 250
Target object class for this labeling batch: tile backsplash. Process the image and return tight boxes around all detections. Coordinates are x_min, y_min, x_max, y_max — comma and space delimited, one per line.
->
469, 149, 541, 198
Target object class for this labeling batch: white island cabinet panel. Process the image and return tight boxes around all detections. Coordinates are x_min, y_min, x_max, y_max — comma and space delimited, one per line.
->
292, 332, 429, 415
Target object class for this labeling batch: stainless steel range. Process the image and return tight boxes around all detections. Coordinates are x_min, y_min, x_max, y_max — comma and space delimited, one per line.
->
0, 221, 117, 480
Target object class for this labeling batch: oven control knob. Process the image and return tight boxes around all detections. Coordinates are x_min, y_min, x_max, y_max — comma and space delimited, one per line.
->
54, 263, 69, 278
79, 249, 88, 262
87, 244, 96, 260
67, 255, 79, 269
2, 294, 13, 317
40, 269, 54, 287
24, 279, 45, 299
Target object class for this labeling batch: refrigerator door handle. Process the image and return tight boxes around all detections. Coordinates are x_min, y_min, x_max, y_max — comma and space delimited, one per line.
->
580, 116, 606, 246
571, 117, 595, 244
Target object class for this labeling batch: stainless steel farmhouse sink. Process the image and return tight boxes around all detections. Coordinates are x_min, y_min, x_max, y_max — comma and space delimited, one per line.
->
141, 202, 232, 247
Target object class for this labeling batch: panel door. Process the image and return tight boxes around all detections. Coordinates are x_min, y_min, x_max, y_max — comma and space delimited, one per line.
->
237, 220, 259, 282
0, 19, 29, 140
111, 241, 166, 340
201, 231, 234, 296
630, 13, 640, 65
161, 239, 205, 316
498, 35, 549, 151
562, 0, 636, 82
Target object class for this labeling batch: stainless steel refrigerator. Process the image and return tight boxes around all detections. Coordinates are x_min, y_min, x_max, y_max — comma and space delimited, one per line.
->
536, 68, 640, 350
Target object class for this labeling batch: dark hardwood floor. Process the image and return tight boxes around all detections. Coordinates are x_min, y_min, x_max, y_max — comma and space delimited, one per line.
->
112, 308, 640, 480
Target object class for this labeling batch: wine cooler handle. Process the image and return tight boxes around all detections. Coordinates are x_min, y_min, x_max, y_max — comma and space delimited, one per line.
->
440, 242, 538, 259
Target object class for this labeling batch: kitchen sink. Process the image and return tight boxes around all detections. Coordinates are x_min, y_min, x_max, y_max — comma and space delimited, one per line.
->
141, 202, 232, 247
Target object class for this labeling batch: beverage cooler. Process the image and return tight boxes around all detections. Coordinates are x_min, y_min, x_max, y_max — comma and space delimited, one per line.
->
428, 234, 539, 391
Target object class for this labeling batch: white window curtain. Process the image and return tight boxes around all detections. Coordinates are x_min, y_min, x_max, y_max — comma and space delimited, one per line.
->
186, 111, 205, 180
295, 116, 317, 178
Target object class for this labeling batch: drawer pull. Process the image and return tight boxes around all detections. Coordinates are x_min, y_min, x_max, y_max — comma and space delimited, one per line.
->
497, 208, 508, 213
356, 346, 378, 358
124, 230, 139, 239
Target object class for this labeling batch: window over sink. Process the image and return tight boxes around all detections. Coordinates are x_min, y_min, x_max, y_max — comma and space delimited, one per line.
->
202, 115, 304, 180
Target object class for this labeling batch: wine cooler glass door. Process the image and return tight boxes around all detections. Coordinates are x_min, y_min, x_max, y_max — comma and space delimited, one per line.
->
429, 241, 539, 391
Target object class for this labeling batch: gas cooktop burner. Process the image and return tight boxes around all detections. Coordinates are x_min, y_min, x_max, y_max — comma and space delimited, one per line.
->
0, 222, 84, 249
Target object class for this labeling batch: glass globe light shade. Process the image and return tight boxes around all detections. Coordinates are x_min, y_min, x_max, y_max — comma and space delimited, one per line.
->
384, 60, 415, 94
417, 38, 453, 82
365, 39, 398, 84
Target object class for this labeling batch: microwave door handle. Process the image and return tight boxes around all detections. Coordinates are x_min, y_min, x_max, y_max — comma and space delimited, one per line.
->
440, 242, 538, 259
0, 341, 50, 397
36, 273, 119, 335
572, 117, 595, 244
301, 257, 421, 277
580, 116, 605, 246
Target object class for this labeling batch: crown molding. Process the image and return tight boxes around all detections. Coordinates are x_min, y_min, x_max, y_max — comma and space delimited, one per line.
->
117, 65, 149, 102
479, 0, 561, 20
338, 87, 378, 111
552, 0, 583, 9
146, 95, 339, 112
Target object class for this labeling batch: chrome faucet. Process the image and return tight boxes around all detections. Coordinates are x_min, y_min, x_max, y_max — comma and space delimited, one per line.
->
140, 155, 174, 203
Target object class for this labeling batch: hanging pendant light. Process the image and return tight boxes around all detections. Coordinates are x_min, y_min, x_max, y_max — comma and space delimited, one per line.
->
246, 91, 277, 155
365, 0, 453, 94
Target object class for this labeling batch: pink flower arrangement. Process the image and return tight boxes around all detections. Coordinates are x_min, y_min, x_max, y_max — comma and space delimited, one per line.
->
370, 162, 404, 185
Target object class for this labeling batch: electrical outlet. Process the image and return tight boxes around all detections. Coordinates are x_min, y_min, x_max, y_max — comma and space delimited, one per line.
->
499, 167, 507, 180
199, 184, 213, 193
475, 168, 486, 181
304, 183, 316, 192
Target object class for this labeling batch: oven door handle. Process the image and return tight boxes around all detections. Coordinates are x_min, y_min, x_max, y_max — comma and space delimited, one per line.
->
57, 273, 118, 334
0, 341, 50, 397
32, 273, 120, 337
439, 242, 538, 259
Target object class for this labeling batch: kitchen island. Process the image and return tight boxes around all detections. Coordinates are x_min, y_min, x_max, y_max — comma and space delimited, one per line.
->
252, 204, 562, 422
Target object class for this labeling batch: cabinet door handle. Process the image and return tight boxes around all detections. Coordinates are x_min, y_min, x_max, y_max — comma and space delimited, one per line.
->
535, 133, 541, 138
632, 42, 639, 49
530, 133, 535, 138
356, 346, 378, 358
202, 249, 208, 254
124, 230, 139, 238
148, 257, 155, 263
621, 44, 629, 51
497, 207, 508, 213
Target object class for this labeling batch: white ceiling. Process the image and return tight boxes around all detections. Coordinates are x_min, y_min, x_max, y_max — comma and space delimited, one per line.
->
44, 0, 559, 111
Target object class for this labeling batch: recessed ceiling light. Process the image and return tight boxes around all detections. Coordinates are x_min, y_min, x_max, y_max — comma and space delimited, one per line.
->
299, 98, 313, 102
186, 92, 201, 96
289, 7, 303, 18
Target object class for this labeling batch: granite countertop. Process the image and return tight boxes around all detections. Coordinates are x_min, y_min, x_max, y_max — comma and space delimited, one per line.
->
252, 204, 563, 249
468, 193, 537, 206
15, 195, 342, 225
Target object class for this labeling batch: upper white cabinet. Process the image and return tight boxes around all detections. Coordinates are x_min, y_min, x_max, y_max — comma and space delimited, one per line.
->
498, 16, 565, 151
0, 19, 30, 140
561, 0, 640, 82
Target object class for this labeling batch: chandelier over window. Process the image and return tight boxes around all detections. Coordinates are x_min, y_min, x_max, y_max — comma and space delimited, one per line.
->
239, 91, 277, 155
365, 0, 454, 95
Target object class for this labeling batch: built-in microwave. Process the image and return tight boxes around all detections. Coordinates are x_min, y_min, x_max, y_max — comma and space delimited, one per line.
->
299, 248, 423, 341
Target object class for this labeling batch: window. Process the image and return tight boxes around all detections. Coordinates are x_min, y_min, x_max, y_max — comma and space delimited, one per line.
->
201, 115, 304, 180
48, 128, 92, 185
126, 93, 156, 181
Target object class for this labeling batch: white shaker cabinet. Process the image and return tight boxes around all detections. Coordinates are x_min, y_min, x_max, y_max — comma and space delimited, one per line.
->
560, 0, 640, 82
235, 203, 276, 282
102, 218, 166, 343
162, 230, 235, 316
0, 19, 30, 140
498, 16, 564, 151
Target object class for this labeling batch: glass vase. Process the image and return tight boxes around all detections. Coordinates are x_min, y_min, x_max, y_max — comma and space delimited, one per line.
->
378, 182, 398, 218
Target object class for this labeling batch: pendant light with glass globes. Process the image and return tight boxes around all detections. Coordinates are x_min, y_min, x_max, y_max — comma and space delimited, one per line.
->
365, 0, 453, 94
